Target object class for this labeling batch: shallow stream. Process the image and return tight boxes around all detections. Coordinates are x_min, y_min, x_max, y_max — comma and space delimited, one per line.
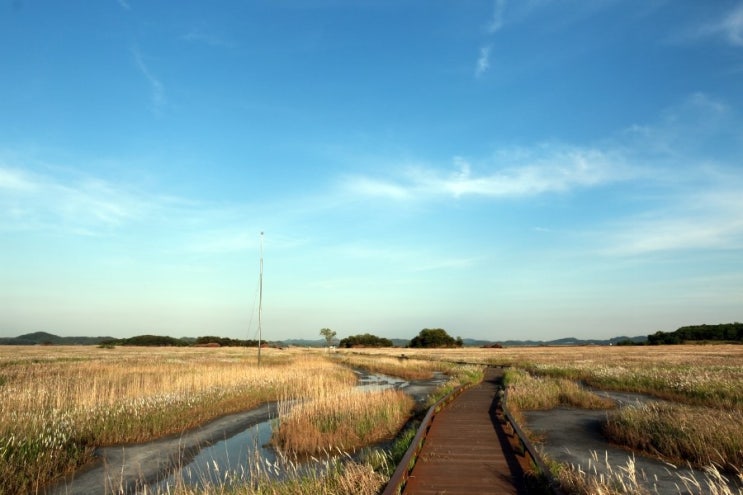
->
523, 389, 742, 495
47, 370, 446, 495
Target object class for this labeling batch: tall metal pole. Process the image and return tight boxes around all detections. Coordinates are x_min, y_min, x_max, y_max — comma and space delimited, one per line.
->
258, 231, 263, 366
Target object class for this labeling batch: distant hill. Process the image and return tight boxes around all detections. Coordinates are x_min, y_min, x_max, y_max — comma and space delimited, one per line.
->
467, 335, 647, 347
0, 331, 114, 346
0, 332, 648, 347
279, 335, 648, 348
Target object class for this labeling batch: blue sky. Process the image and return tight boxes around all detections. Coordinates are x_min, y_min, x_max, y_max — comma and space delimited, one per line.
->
1, 1, 742, 342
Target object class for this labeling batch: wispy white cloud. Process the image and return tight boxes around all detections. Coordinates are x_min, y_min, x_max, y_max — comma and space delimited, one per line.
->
674, 3, 743, 47
339, 92, 743, 259
343, 145, 630, 201
602, 186, 743, 255
487, 0, 507, 34
475, 45, 492, 76
621, 92, 731, 156
0, 164, 153, 235
711, 2, 743, 46
0, 156, 286, 257
342, 176, 412, 200
592, 93, 743, 256
0, 167, 39, 192
475, 0, 505, 77
116, 0, 131, 10
132, 47, 165, 112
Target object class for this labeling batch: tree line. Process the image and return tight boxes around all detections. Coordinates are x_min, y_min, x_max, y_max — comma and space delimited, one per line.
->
334, 328, 463, 349
647, 322, 743, 345
102, 335, 260, 347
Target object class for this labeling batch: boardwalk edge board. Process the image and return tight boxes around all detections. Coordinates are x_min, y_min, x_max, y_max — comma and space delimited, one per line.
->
382, 366, 563, 495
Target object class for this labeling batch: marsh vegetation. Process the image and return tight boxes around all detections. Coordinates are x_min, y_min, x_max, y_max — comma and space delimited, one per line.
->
342, 345, 743, 494
0, 346, 481, 494
1, 344, 741, 494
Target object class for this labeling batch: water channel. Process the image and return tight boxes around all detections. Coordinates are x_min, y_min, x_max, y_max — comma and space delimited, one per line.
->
47, 370, 446, 495
523, 389, 742, 495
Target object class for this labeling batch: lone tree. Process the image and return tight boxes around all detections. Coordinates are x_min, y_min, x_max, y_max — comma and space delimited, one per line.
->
409, 328, 463, 348
320, 328, 337, 346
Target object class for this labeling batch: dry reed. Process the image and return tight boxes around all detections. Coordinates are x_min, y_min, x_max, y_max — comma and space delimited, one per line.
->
603, 401, 743, 469
331, 351, 446, 380
273, 388, 414, 455
553, 450, 743, 495
0, 347, 356, 495
504, 368, 615, 411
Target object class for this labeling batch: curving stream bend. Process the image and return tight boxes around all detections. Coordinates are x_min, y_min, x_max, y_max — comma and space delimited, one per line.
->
46, 370, 447, 495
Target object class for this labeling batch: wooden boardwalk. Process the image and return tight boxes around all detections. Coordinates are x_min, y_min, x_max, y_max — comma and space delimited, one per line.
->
402, 367, 527, 495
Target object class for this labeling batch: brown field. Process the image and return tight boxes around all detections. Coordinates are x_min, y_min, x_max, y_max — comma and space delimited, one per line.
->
340, 344, 743, 408
342, 344, 743, 494
1, 344, 741, 495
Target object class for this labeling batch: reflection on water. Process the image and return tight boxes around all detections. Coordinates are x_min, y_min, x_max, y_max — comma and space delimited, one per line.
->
148, 370, 415, 493
354, 369, 409, 392
150, 420, 277, 492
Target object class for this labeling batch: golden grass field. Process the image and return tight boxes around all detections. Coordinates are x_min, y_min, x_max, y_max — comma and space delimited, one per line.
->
0, 345, 477, 494
339, 345, 743, 494
0, 344, 741, 494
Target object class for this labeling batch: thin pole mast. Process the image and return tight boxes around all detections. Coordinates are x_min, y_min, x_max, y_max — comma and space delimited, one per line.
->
258, 231, 263, 366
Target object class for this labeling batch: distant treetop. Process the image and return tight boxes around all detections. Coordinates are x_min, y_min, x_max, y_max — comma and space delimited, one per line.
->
647, 323, 743, 345
409, 328, 463, 348
339, 333, 393, 348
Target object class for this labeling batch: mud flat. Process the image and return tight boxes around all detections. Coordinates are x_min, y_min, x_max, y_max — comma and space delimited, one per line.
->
523, 390, 742, 495
46, 370, 447, 494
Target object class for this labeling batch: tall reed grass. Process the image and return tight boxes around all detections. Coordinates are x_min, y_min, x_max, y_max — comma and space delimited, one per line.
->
332, 352, 446, 380
504, 368, 615, 411
353, 345, 743, 410
273, 388, 414, 455
603, 401, 743, 470
331, 351, 484, 408
0, 347, 356, 495
553, 450, 743, 495
166, 454, 388, 495
333, 345, 743, 493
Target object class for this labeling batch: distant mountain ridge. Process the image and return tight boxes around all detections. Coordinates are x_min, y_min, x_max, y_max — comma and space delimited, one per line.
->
0, 331, 114, 346
0, 332, 648, 347
472, 335, 648, 347
274, 335, 648, 347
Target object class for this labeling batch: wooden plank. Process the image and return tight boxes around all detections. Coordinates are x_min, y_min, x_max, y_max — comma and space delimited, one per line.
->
402, 367, 524, 495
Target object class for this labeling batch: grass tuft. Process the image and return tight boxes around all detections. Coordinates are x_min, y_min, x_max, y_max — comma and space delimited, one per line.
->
552, 451, 743, 495
504, 368, 615, 411
273, 389, 414, 455
603, 401, 743, 470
